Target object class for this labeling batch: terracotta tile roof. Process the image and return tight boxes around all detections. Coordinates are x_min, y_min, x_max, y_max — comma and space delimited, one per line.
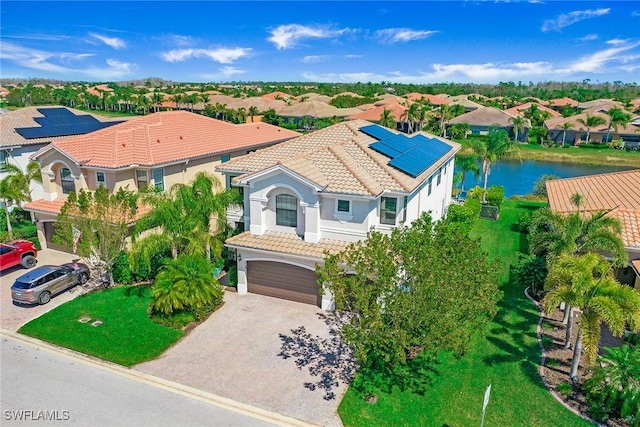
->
24, 198, 151, 223
32, 111, 299, 169
446, 106, 516, 127
549, 97, 579, 107
217, 119, 460, 197
504, 102, 561, 118
1, 106, 125, 148
277, 101, 361, 118
546, 170, 640, 249
405, 93, 450, 105
345, 103, 408, 122
261, 91, 291, 101
226, 231, 349, 259
632, 260, 640, 275
578, 99, 625, 111
374, 95, 407, 106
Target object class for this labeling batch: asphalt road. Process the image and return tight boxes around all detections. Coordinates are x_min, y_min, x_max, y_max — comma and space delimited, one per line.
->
0, 336, 278, 427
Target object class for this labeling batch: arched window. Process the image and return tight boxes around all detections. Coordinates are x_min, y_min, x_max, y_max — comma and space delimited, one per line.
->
60, 168, 75, 194
276, 194, 297, 227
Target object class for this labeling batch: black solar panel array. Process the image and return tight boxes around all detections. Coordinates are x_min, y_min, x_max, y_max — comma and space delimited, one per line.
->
15, 108, 123, 139
362, 124, 452, 178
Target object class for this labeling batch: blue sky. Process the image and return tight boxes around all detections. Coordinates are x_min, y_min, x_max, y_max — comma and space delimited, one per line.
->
1, 1, 639, 84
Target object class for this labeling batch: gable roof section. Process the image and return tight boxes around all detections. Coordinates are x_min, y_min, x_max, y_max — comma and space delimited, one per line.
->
546, 169, 640, 249
446, 106, 516, 127
504, 102, 561, 118
549, 97, 579, 107
218, 119, 460, 197
32, 111, 299, 169
1, 106, 124, 148
345, 103, 408, 122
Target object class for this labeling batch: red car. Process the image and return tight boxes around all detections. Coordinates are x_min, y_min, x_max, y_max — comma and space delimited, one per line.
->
0, 240, 38, 272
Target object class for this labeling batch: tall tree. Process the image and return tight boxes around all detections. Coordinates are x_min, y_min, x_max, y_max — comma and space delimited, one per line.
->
605, 107, 632, 141
134, 172, 240, 260
509, 116, 526, 142
469, 127, 519, 202
379, 108, 396, 129
317, 212, 501, 376
576, 114, 606, 143
555, 122, 574, 147
0, 161, 42, 204
54, 186, 138, 286
454, 154, 480, 193
248, 106, 259, 122
542, 253, 640, 380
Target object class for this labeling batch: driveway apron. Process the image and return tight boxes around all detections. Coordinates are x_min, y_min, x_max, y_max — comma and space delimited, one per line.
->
135, 292, 347, 427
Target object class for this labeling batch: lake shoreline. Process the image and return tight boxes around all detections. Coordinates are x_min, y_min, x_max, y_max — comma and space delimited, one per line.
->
459, 145, 640, 168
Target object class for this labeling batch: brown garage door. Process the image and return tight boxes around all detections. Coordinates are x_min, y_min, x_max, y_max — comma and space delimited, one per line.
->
43, 222, 68, 252
247, 261, 321, 306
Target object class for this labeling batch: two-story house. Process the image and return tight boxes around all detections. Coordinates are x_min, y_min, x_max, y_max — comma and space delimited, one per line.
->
217, 119, 461, 310
1, 106, 125, 203
24, 110, 298, 250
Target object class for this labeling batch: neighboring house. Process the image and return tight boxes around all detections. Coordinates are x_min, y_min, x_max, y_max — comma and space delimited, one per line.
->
544, 109, 640, 146
405, 93, 450, 105
446, 106, 527, 141
345, 102, 408, 132
504, 102, 561, 119
24, 110, 299, 251
548, 97, 579, 111
216, 119, 460, 309
445, 95, 482, 112
546, 169, 640, 289
1, 106, 125, 203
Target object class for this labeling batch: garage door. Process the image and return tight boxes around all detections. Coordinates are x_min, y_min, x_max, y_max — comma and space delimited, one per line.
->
43, 222, 68, 252
247, 261, 321, 307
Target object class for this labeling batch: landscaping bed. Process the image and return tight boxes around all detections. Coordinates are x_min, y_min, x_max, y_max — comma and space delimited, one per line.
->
539, 306, 628, 427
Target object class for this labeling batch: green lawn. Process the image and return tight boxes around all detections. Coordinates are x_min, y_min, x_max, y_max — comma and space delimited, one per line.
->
19, 286, 183, 367
338, 200, 590, 427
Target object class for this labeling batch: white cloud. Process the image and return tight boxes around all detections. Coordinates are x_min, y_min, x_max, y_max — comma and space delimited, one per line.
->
220, 66, 246, 77
632, 10, 640, 17
0, 41, 135, 79
559, 39, 640, 73
267, 24, 351, 49
198, 66, 247, 81
161, 47, 251, 64
375, 28, 439, 44
89, 32, 126, 49
542, 8, 610, 32
302, 55, 329, 64
168, 34, 195, 47
576, 34, 598, 42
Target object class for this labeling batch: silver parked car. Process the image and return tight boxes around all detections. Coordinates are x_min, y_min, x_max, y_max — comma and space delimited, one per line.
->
11, 263, 90, 305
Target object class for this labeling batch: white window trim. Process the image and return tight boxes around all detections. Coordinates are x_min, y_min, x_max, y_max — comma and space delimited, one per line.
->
152, 168, 165, 191
333, 199, 353, 223
96, 171, 106, 187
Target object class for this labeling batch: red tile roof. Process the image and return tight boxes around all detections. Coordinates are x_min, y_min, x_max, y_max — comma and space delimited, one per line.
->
405, 93, 450, 105
549, 97, 579, 107
24, 198, 151, 223
345, 103, 408, 121
33, 111, 299, 169
546, 169, 640, 249
504, 102, 561, 118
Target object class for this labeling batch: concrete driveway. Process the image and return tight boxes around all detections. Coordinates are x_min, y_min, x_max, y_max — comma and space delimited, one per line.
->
1, 248, 88, 331
135, 292, 352, 427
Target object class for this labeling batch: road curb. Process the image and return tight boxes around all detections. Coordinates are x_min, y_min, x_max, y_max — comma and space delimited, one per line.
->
1, 328, 317, 427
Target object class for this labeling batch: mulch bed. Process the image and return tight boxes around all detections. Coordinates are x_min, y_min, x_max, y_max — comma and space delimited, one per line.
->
538, 305, 627, 426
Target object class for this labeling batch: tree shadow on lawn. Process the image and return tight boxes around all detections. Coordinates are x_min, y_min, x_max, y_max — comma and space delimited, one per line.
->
278, 312, 356, 401
482, 271, 546, 390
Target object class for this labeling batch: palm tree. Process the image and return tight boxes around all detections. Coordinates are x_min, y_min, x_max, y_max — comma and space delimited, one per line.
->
134, 172, 240, 260
402, 103, 420, 134
379, 108, 396, 129
576, 114, 606, 143
248, 106, 259, 122
528, 193, 627, 266
509, 116, 526, 142
438, 104, 451, 137
455, 155, 480, 193
555, 122, 574, 147
469, 127, 519, 202
150, 254, 224, 315
151, 90, 164, 113
606, 108, 632, 141
542, 253, 640, 380
171, 93, 183, 110
0, 161, 42, 204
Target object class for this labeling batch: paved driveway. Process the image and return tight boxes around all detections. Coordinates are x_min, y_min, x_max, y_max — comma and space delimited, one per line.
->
1, 248, 88, 331
136, 292, 351, 427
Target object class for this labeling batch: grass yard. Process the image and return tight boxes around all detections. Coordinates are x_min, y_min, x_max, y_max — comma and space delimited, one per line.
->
18, 286, 183, 367
338, 200, 590, 427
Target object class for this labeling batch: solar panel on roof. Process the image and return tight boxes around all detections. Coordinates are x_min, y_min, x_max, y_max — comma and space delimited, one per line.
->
370, 141, 403, 158
15, 108, 123, 139
360, 124, 396, 140
389, 139, 452, 177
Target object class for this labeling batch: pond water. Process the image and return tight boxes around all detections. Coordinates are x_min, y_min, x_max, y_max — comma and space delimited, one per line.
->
459, 160, 637, 197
